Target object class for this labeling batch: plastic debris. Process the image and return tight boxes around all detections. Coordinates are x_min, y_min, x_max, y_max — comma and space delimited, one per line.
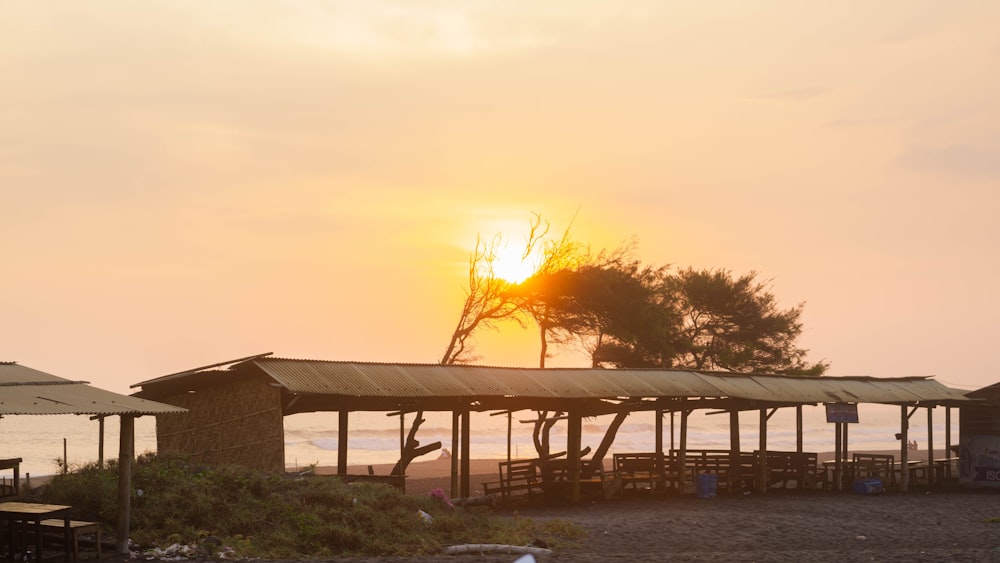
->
417, 509, 434, 524
428, 487, 455, 510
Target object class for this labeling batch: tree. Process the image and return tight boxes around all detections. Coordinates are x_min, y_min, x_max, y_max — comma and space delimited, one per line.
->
518, 258, 678, 368
668, 268, 828, 375
439, 216, 549, 364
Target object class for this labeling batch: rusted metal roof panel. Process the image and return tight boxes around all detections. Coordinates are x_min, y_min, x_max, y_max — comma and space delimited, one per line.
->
134, 356, 971, 406
711, 374, 970, 404
1, 363, 187, 415
254, 359, 726, 399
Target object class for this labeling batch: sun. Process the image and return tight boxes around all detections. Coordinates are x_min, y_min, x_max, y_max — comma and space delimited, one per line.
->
491, 243, 540, 284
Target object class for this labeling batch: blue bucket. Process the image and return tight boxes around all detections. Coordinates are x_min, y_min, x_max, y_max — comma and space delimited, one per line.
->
696, 473, 718, 498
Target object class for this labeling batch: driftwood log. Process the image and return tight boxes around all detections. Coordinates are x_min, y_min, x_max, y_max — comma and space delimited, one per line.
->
442, 544, 553, 556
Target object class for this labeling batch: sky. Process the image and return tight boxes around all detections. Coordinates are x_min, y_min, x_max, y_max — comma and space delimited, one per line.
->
3, 1, 1000, 395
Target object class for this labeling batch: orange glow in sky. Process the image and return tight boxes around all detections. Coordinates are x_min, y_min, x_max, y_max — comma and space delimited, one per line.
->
2, 2, 1000, 393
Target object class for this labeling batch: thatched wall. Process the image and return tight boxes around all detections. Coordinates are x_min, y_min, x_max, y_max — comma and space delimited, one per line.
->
154, 373, 285, 473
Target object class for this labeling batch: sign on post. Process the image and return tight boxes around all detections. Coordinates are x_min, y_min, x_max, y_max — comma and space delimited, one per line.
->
825, 403, 859, 423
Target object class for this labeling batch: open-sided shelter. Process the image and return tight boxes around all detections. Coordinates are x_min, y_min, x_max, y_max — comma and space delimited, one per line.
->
0, 361, 186, 554
133, 353, 970, 498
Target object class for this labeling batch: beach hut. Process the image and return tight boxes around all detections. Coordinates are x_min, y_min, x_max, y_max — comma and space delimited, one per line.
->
0, 361, 186, 555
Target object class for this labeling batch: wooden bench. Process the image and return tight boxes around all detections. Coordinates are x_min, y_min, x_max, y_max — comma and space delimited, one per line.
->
539, 458, 616, 500
613, 453, 682, 493
757, 451, 819, 489
852, 453, 895, 489
676, 449, 757, 492
481, 459, 543, 502
40, 519, 101, 561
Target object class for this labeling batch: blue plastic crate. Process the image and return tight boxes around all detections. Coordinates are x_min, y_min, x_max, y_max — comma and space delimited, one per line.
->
696, 473, 718, 498
853, 478, 883, 494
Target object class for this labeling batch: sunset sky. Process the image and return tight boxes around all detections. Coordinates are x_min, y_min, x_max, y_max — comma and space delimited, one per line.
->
4, 1, 999, 395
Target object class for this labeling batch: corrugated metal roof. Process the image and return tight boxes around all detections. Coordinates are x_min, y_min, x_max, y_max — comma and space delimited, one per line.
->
235, 358, 969, 405
1, 363, 187, 415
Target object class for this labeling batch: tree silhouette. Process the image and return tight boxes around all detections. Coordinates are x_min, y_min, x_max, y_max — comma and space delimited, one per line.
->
668, 268, 827, 375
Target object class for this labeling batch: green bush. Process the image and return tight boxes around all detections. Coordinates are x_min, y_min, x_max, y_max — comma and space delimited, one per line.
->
36, 453, 582, 558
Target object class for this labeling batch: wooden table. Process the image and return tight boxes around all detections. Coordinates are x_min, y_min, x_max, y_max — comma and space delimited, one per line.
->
0, 502, 71, 562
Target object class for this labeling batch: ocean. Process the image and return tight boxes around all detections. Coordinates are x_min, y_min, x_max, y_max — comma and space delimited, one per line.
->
1, 403, 955, 478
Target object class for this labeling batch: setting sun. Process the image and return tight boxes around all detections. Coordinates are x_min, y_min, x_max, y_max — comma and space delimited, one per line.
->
491, 243, 540, 284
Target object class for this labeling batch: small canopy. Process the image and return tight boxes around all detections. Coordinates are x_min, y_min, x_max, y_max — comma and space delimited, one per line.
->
1, 361, 186, 556
1, 362, 186, 415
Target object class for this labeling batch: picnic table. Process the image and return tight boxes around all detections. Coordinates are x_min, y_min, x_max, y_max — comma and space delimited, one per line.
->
0, 501, 72, 562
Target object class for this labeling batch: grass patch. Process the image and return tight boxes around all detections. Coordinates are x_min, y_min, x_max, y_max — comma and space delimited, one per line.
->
32, 454, 582, 558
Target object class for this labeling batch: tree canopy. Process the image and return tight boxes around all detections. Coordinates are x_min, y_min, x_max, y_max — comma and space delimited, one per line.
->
443, 217, 828, 375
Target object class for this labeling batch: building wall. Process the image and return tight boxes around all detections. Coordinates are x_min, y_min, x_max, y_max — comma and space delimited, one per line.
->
154, 373, 285, 473
958, 405, 1000, 488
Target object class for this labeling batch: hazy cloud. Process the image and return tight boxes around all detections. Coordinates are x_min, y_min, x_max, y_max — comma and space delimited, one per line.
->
898, 143, 1000, 178
752, 86, 829, 102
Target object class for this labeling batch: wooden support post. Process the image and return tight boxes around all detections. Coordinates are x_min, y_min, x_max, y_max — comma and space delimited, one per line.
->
115, 415, 135, 555
834, 421, 842, 492
655, 409, 664, 483
729, 410, 740, 491
670, 411, 675, 451
460, 410, 471, 498
795, 405, 803, 453
567, 409, 582, 502
758, 408, 768, 493
678, 409, 689, 489
927, 406, 934, 487
337, 410, 348, 476
900, 405, 909, 493
98, 416, 105, 469
450, 411, 459, 498
507, 412, 513, 463
945, 407, 953, 479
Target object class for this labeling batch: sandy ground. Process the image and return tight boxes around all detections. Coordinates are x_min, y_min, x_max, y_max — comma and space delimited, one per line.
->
297, 450, 1000, 562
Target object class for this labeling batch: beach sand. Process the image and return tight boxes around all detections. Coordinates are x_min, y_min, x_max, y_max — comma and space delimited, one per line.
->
299, 449, 1000, 562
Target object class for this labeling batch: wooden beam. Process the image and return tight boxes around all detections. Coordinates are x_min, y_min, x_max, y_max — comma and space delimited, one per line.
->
900, 405, 909, 492
758, 408, 768, 493
115, 415, 135, 555
450, 411, 459, 498
926, 406, 934, 487
460, 410, 470, 498
567, 409, 582, 502
795, 405, 803, 453
337, 410, 348, 476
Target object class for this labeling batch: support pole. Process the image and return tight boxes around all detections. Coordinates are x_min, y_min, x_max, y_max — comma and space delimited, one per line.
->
655, 409, 664, 486
927, 406, 934, 488
795, 405, 803, 453
115, 415, 135, 555
945, 407, 953, 479
834, 421, 842, 492
507, 412, 513, 463
900, 405, 909, 492
451, 411, 459, 498
337, 410, 348, 476
460, 410, 471, 498
677, 410, 689, 490
729, 410, 740, 492
567, 409, 582, 502
98, 416, 105, 469
758, 408, 768, 493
